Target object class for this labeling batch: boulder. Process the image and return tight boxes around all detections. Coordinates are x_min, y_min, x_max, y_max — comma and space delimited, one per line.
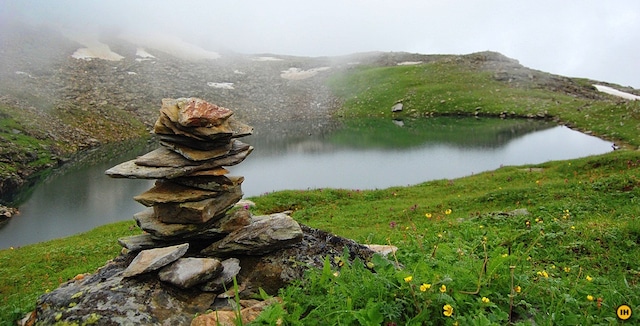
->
158, 257, 223, 289
201, 213, 303, 255
121, 243, 189, 278
35, 254, 217, 325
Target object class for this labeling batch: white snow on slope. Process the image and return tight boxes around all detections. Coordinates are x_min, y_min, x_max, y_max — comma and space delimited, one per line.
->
594, 85, 640, 100
280, 67, 330, 80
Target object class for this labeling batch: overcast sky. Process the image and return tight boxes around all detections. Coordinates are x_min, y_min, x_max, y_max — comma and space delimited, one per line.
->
3, 0, 639, 88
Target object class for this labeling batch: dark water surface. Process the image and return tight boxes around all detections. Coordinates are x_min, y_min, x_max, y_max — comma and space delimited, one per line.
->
0, 117, 613, 248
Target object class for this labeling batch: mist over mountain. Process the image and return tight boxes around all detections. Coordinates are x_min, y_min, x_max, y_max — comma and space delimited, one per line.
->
0, 20, 637, 204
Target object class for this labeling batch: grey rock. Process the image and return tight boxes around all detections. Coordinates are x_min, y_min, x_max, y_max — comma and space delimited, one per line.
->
35, 253, 217, 325
117, 233, 171, 252
160, 139, 234, 161
391, 102, 403, 112
172, 175, 244, 192
134, 180, 220, 207
133, 206, 250, 240
121, 243, 189, 277
201, 214, 303, 255
159, 257, 223, 289
201, 258, 241, 292
134, 147, 199, 168
153, 185, 242, 224
104, 144, 253, 179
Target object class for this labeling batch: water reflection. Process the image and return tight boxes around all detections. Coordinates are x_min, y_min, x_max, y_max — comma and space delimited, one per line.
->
0, 118, 612, 248
231, 118, 612, 196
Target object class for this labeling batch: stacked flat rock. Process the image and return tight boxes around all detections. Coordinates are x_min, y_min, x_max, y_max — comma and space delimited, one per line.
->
104, 98, 304, 291
106, 98, 254, 239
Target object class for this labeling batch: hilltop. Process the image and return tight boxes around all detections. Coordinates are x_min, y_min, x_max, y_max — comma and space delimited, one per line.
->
0, 22, 638, 204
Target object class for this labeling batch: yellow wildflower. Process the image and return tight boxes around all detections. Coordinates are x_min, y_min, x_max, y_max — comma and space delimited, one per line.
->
420, 283, 431, 292
514, 285, 522, 293
425, 213, 432, 218
586, 275, 593, 282
404, 276, 413, 283
443, 304, 454, 317
563, 267, 571, 273
501, 253, 508, 258
440, 284, 447, 293
537, 270, 549, 278
482, 297, 490, 304
587, 295, 594, 301
445, 209, 452, 215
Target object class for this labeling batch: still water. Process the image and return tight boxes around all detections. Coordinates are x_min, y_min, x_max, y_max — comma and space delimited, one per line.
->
0, 117, 613, 248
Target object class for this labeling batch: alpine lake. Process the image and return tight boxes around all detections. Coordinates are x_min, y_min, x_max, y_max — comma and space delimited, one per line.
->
0, 116, 614, 249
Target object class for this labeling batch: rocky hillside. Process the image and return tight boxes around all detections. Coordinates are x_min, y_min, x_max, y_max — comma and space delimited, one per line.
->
1, 22, 636, 205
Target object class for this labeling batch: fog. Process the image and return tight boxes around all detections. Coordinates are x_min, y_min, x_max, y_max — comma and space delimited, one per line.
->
2, 0, 639, 88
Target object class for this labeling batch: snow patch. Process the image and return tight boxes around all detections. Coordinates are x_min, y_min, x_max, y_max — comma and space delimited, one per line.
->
135, 48, 156, 62
120, 33, 220, 60
594, 85, 640, 100
397, 61, 422, 66
252, 56, 283, 62
280, 67, 331, 80
15, 71, 35, 78
207, 82, 234, 89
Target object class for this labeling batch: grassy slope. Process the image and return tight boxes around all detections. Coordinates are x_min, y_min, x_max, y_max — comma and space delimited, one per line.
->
1, 54, 639, 324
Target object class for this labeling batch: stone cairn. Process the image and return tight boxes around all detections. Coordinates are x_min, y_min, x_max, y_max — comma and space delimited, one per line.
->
105, 97, 304, 291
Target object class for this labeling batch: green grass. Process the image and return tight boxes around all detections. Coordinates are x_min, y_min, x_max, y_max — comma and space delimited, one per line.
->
1, 57, 640, 324
249, 151, 640, 325
329, 60, 640, 147
0, 107, 56, 182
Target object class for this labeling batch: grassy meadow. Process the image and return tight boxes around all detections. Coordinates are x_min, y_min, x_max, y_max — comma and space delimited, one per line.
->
1, 55, 639, 325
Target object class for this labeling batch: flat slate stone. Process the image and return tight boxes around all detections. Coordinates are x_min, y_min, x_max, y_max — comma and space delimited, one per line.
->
117, 233, 172, 252
105, 145, 253, 179
160, 139, 233, 161
201, 214, 303, 255
157, 134, 231, 151
134, 147, 200, 167
153, 185, 242, 224
159, 257, 223, 289
172, 175, 244, 192
121, 243, 189, 278
175, 98, 233, 127
133, 206, 250, 240
134, 180, 219, 207
200, 258, 241, 292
